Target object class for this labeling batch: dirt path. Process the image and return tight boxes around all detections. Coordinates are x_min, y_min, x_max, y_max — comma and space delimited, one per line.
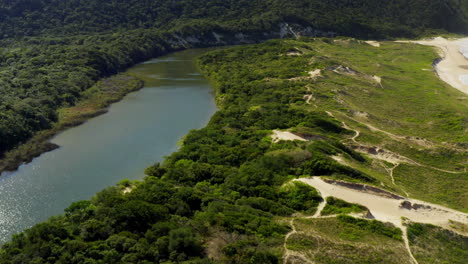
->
401, 226, 420, 264
327, 111, 465, 174
341, 121, 360, 143
397, 37, 468, 95
283, 178, 428, 264
283, 194, 328, 263
294, 176, 468, 263
384, 163, 400, 185
283, 218, 314, 264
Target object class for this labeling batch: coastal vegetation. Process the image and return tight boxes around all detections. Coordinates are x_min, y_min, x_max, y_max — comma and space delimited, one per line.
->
285, 217, 409, 264
0, 0, 467, 263
0, 0, 467, 172
408, 223, 468, 263
1, 38, 466, 263
320, 197, 367, 216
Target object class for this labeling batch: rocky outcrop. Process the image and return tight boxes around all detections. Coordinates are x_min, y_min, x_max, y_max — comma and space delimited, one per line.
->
166, 23, 337, 48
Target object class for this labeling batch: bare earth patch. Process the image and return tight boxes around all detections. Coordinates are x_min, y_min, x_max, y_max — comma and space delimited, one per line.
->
365, 41, 381, 47
272, 130, 307, 143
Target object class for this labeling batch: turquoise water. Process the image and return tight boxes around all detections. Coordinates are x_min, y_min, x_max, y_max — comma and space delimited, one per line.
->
0, 49, 217, 244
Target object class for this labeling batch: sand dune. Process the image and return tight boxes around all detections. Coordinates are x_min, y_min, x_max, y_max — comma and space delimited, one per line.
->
298, 177, 468, 233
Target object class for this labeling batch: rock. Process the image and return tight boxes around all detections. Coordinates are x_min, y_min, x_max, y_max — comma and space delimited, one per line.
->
364, 210, 375, 219
400, 200, 412, 210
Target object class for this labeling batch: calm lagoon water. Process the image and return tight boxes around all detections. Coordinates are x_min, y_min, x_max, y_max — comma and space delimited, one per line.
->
0, 49, 217, 243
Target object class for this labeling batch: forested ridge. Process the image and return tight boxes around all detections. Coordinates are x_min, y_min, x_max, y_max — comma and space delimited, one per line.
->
0, 0, 467, 39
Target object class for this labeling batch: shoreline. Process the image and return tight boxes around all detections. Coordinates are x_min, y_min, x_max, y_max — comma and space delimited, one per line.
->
398, 37, 468, 95
0, 74, 144, 175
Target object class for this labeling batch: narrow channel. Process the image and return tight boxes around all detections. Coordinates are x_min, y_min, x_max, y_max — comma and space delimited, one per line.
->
0, 48, 218, 244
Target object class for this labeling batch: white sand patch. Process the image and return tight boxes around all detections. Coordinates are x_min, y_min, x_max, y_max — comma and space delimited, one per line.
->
303, 94, 314, 104
460, 41, 468, 59
297, 177, 468, 232
331, 155, 348, 166
308, 69, 321, 78
123, 186, 134, 194
397, 37, 468, 95
289, 69, 322, 82
287, 51, 302, 56
353, 111, 369, 119
460, 75, 468, 85
365, 41, 380, 47
271, 130, 307, 143
373, 75, 383, 88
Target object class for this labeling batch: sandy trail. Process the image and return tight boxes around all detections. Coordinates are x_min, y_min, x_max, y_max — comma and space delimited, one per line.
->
285, 178, 423, 264
283, 218, 313, 264
341, 121, 360, 143
327, 110, 465, 174
384, 163, 400, 185
397, 37, 468, 95
401, 227, 420, 264
297, 177, 468, 234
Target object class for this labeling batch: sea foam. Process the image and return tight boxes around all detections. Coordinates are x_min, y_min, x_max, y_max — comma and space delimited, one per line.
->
460, 40, 468, 59
459, 75, 468, 85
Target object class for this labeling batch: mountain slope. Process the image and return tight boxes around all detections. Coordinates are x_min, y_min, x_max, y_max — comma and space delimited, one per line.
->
0, 0, 467, 39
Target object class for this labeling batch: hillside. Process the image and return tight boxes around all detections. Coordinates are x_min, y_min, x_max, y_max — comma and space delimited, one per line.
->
0, 1, 467, 263
1, 38, 466, 264
1, 0, 468, 169
0, 0, 467, 39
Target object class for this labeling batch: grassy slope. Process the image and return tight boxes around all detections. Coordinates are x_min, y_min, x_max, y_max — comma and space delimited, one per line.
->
1, 38, 466, 263
290, 39, 467, 142
408, 223, 468, 264
203, 38, 467, 210
286, 217, 410, 264
274, 38, 467, 210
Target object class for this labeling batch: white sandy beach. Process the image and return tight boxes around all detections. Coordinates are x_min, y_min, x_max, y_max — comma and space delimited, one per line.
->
399, 37, 468, 95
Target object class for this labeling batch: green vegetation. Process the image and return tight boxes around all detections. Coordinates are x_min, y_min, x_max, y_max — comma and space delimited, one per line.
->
393, 164, 468, 211
199, 38, 467, 209
2, 37, 466, 263
0, 38, 401, 263
1, 2, 467, 259
0, 73, 143, 172
0, 0, 466, 39
321, 197, 367, 216
408, 223, 468, 264
0, 30, 178, 168
287, 217, 410, 264
1, 0, 468, 171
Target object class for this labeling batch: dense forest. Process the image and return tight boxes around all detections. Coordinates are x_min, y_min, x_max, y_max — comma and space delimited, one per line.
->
0, 0, 467, 38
